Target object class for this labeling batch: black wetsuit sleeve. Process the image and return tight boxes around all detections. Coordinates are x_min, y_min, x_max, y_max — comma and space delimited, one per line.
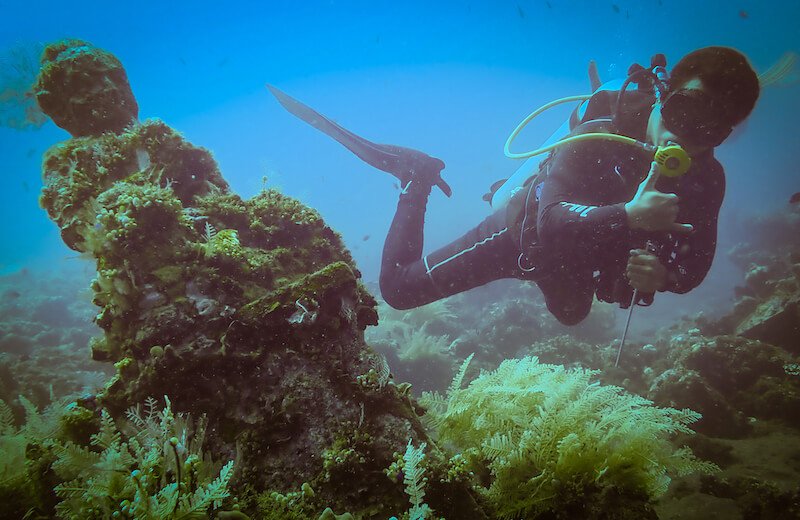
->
661, 159, 725, 294
536, 174, 629, 253
536, 136, 638, 262
536, 91, 660, 257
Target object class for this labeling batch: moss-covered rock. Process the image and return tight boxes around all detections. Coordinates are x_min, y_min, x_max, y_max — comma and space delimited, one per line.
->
648, 335, 800, 435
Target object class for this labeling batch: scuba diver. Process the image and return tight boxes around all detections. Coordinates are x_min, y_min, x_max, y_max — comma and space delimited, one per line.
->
269, 46, 761, 325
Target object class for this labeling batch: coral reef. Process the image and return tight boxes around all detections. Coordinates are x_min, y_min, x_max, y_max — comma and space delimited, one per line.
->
647, 334, 800, 437
30, 39, 484, 518
704, 207, 800, 353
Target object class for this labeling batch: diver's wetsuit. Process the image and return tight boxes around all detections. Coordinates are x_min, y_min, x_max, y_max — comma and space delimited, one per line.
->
379, 90, 725, 325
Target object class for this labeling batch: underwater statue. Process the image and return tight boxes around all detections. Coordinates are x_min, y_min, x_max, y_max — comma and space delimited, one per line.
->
32, 39, 485, 518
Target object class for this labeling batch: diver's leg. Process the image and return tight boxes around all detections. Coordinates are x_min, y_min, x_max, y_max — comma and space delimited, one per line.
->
535, 268, 595, 325
379, 187, 517, 309
379, 179, 433, 308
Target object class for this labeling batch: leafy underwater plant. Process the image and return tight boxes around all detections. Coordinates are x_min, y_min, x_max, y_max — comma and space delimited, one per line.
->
52, 396, 234, 519
0, 397, 49, 517
0, 394, 235, 520
422, 355, 718, 519
385, 440, 438, 520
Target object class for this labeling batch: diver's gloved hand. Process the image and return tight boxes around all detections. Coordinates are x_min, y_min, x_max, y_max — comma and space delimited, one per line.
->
624, 161, 693, 233
625, 248, 667, 293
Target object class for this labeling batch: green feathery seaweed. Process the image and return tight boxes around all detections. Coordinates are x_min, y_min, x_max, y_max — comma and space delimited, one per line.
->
421, 356, 718, 519
402, 440, 433, 520
0, 399, 28, 488
0, 399, 13, 434
52, 396, 235, 519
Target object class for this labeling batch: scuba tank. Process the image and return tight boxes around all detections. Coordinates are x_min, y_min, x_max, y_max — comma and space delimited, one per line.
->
492, 55, 691, 210
489, 77, 624, 209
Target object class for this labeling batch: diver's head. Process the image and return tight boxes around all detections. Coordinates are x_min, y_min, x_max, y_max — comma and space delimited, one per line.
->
648, 46, 760, 153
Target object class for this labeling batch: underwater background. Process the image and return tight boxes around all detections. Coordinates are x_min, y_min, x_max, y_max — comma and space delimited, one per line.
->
0, 1, 799, 519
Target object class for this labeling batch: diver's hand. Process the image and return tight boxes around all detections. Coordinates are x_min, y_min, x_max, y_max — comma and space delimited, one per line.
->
626, 249, 667, 293
624, 162, 693, 233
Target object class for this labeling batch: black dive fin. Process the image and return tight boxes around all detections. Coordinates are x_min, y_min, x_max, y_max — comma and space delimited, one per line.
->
588, 60, 602, 92
267, 84, 452, 197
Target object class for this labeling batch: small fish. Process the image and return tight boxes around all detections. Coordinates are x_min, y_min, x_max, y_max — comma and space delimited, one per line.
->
612, 4, 620, 13
545, 0, 552, 7
790, 192, 800, 204
21, 181, 29, 192
217, 57, 229, 67
738, 9, 748, 19
517, 3, 525, 18
26, 147, 36, 158
362, 234, 371, 242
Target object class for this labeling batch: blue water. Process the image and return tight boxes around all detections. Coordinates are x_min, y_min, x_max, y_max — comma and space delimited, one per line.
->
1, 0, 799, 330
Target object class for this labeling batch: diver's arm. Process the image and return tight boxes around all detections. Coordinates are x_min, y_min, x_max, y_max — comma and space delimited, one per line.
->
624, 162, 694, 234
626, 250, 668, 292
536, 131, 648, 252
536, 141, 689, 254
536, 165, 630, 253
661, 225, 717, 294
661, 161, 725, 294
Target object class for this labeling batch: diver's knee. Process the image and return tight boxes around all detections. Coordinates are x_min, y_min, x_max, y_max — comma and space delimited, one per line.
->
554, 310, 589, 326
379, 276, 414, 311
549, 299, 592, 326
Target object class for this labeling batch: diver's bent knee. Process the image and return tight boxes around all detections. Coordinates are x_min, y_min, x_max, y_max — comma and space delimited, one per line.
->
382, 293, 416, 311
549, 302, 591, 326
378, 278, 416, 311
555, 312, 589, 326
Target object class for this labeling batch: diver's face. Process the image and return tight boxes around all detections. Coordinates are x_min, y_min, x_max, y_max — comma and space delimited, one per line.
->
647, 108, 709, 157
647, 79, 711, 157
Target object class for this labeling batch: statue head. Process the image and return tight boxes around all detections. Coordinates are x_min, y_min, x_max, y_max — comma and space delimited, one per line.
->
35, 39, 139, 137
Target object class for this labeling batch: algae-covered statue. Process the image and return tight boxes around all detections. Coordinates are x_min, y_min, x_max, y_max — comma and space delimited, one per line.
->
33, 39, 485, 518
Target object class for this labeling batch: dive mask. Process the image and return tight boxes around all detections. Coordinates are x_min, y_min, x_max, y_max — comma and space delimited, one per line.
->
660, 88, 733, 148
